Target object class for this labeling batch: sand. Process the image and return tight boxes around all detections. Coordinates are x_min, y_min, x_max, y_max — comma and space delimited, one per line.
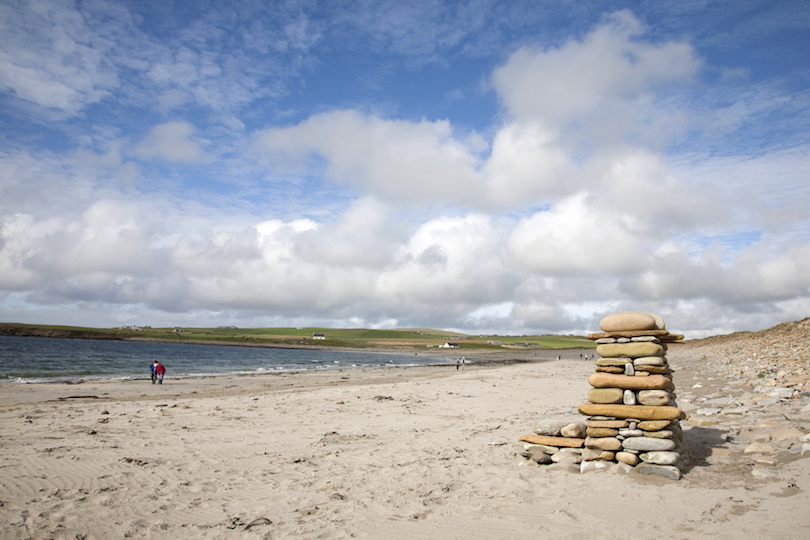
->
1, 347, 809, 539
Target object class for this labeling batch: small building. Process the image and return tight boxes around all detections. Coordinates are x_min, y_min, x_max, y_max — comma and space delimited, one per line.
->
312, 333, 326, 340
440, 342, 459, 349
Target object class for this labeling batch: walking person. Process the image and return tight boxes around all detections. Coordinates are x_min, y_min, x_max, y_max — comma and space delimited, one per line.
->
155, 360, 166, 384
150, 359, 158, 384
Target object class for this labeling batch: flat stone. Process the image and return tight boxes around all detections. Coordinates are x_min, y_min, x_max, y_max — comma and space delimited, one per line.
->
696, 407, 722, 416
637, 420, 671, 431
579, 403, 684, 420
771, 427, 806, 442
589, 373, 673, 391
640, 451, 680, 465
599, 312, 657, 333
580, 461, 610, 474
551, 450, 582, 464
588, 388, 624, 404
623, 389, 637, 405
638, 390, 673, 406
523, 443, 559, 454
622, 437, 676, 452
633, 356, 666, 367
585, 436, 622, 451
560, 422, 586, 438
519, 434, 584, 447
596, 358, 630, 367
587, 420, 628, 428
586, 427, 619, 438
642, 430, 674, 439
744, 442, 776, 454
634, 366, 669, 375
619, 429, 644, 437
596, 366, 625, 374
636, 463, 681, 480
615, 451, 640, 465
596, 342, 665, 359
687, 417, 719, 427
595, 337, 616, 344
631, 336, 660, 342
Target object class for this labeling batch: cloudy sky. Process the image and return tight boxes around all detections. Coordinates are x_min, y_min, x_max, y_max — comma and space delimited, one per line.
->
1, 1, 809, 338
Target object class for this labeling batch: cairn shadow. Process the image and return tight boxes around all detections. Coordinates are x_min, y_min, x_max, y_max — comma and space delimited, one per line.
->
681, 425, 730, 474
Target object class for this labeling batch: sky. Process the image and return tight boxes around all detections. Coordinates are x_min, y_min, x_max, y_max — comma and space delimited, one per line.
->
1, 0, 809, 339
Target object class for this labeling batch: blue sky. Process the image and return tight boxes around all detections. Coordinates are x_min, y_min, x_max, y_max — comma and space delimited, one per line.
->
1, 0, 809, 338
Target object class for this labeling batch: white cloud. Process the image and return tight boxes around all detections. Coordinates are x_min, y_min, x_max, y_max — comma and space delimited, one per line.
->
134, 122, 208, 163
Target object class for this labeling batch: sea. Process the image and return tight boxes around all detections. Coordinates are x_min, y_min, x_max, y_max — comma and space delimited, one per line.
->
0, 335, 451, 384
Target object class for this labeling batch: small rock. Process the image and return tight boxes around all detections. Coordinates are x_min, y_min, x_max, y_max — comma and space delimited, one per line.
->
744, 442, 776, 454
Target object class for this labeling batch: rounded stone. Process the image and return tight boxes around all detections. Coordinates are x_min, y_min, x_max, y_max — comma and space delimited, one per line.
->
599, 312, 657, 332
633, 356, 666, 367
636, 420, 671, 431
640, 451, 680, 465
615, 451, 640, 466
582, 448, 615, 461
560, 422, 586, 438
638, 390, 673, 406
596, 342, 665, 359
588, 388, 624, 404
586, 427, 620, 438
623, 389, 637, 405
622, 437, 676, 452
650, 314, 666, 331
585, 436, 622, 451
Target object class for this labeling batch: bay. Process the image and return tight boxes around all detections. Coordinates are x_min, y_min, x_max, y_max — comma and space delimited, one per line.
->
0, 335, 448, 383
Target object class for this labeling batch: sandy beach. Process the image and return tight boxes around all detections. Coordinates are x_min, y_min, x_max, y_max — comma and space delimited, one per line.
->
1, 343, 809, 539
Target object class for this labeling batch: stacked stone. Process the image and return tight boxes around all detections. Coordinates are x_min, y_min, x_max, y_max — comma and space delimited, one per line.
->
578, 311, 686, 480
518, 418, 586, 469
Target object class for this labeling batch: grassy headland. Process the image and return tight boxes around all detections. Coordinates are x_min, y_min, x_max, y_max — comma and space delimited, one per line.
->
0, 323, 595, 351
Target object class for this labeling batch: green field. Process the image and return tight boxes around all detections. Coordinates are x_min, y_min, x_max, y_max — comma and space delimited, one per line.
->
0, 323, 596, 350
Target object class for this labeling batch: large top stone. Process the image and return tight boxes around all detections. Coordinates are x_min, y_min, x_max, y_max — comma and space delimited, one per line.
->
596, 342, 665, 358
599, 312, 657, 332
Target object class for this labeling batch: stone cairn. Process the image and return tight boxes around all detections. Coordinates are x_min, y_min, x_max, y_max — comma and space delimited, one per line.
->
519, 311, 687, 480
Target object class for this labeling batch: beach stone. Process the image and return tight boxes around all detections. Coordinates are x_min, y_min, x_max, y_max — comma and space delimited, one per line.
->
596, 366, 625, 374
588, 388, 624, 404
523, 443, 559, 454
687, 417, 719, 427
634, 366, 669, 375
521, 446, 553, 464
596, 358, 630, 367
595, 337, 616, 344
580, 461, 610, 474
551, 449, 582, 464
638, 390, 673, 406
581, 448, 615, 461
744, 442, 776, 454
623, 389, 637, 405
519, 434, 584, 448
636, 463, 681, 480
589, 373, 673, 391
624, 363, 635, 376
599, 312, 657, 332
650, 314, 666, 331
642, 430, 674, 439
617, 337, 631, 343
771, 427, 806, 442
640, 451, 680, 465
622, 437, 676, 452
631, 336, 660, 342
596, 342, 665, 359
587, 420, 628, 428
618, 429, 644, 437
586, 427, 619, 438
637, 420, 672, 431
579, 403, 683, 420
615, 451, 640, 466
532, 419, 569, 436
633, 356, 666, 367
560, 422, 586, 438
585, 436, 622, 451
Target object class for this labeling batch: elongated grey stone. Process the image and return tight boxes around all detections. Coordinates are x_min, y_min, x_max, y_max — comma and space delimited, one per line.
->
622, 436, 676, 452
636, 463, 681, 480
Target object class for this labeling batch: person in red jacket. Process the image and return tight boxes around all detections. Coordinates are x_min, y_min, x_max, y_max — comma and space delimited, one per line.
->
155, 361, 166, 384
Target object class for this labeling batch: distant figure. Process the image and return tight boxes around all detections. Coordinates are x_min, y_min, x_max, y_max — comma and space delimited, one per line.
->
461, 357, 466, 370
456, 358, 460, 370
150, 359, 158, 384
155, 361, 166, 384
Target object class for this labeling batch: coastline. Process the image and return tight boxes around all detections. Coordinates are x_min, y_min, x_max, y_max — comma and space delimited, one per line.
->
1, 343, 808, 538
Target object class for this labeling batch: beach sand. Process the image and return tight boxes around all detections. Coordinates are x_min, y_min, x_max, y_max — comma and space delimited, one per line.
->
1, 346, 808, 539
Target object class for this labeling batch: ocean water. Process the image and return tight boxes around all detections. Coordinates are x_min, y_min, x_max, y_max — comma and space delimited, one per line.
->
0, 336, 448, 383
